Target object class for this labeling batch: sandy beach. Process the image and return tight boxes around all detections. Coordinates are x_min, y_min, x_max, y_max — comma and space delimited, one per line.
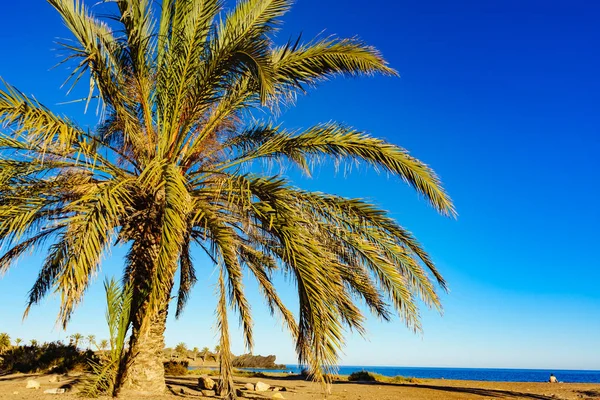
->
2, 372, 599, 400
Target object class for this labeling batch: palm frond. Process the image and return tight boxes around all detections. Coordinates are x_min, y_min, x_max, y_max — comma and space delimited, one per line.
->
216, 269, 235, 399
175, 234, 196, 318
224, 123, 456, 216
273, 36, 397, 94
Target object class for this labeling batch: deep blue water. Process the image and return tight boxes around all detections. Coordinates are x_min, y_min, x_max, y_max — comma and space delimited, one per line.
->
238, 365, 600, 384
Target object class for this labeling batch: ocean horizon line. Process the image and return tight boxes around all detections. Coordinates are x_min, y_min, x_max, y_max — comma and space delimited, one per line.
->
275, 364, 600, 373
221, 365, 600, 384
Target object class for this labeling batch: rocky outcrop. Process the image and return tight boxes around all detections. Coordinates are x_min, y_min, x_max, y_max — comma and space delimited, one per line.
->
231, 354, 286, 369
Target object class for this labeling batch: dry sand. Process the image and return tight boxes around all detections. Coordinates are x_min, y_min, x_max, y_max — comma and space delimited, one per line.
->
1, 372, 600, 400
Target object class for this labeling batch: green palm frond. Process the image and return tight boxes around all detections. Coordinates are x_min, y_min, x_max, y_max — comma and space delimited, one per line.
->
55, 179, 133, 326
273, 36, 397, 93
175, 234, 196, 318
223, 123, 455, 216
0, 81, 81, 152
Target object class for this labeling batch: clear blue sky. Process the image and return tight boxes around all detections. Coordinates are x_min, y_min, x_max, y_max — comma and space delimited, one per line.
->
0, 0, 599, 370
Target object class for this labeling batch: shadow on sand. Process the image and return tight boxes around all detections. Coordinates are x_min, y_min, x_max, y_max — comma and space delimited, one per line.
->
0, 372, 40, 382
166, 375, 562, 399
342, 381, 560, 399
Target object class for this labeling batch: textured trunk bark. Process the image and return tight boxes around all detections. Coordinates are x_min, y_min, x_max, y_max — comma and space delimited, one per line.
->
120, 305, 169, 395
115, 229, 175, 396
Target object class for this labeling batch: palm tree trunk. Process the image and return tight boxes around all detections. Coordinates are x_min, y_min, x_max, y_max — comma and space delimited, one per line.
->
116, 233, 176, 396
121, 304, 169, 395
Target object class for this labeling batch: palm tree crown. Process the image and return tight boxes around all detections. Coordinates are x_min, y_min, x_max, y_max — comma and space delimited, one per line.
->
0, 0, 454, 396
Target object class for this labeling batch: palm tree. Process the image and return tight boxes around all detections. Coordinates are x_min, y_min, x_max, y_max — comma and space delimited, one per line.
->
29, 339, 39, 347
15, 338, 22, 347
86, 334, 96, 350
0, 333, 10, 353
192, 347, 199, 361
98, 339, 109, 351
70, 333, 84, 349
175, 342, 188, 359
0, 0, 454, 397
201, 347, 210, 364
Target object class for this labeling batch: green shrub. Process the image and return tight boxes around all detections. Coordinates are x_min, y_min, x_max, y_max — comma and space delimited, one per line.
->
0, 341, 95, 373
164, 360, 189, 376
347, 371, 421, 384
348, 371, 377, 382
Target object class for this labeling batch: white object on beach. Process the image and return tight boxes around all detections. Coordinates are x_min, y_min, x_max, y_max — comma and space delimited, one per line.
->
255, 381, 270, 392
244, 383, 255, 391
43, 388, 66, 394
26, 380, 40, 389
272, 393, 285, 399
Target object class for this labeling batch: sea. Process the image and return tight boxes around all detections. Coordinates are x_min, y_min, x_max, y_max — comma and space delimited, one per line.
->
234, 366, 600, 384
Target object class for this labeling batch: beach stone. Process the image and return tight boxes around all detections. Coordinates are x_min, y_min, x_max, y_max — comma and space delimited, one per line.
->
244, 382, 255, 391
43, 388, 66, 394
48, 375, 60, 383
272, 393, 285, 399
198, 376, 216, 390
255, 381, 270, 392
273, 387, 280, 391
236, 388, 246, 397
201, 389, 216, 396
26, 379, 40, 389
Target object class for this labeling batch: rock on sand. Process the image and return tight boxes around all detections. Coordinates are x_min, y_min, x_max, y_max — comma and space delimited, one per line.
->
198, 376, 216, 390
26, 380, 40, 389
255, 381, 270, 392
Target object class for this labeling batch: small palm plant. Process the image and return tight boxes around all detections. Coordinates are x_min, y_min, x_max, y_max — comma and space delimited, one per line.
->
83, 278, 133, 397
15, 338, 22, 347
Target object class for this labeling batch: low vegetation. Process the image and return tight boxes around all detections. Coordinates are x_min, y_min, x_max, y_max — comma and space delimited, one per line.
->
0, 341, 95, 374
348, 370, 421, 384
164, 360, 189, 376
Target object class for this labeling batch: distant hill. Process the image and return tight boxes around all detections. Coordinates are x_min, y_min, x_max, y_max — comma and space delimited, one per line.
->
232, 354, 286, 369
163, 348, 285, 369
